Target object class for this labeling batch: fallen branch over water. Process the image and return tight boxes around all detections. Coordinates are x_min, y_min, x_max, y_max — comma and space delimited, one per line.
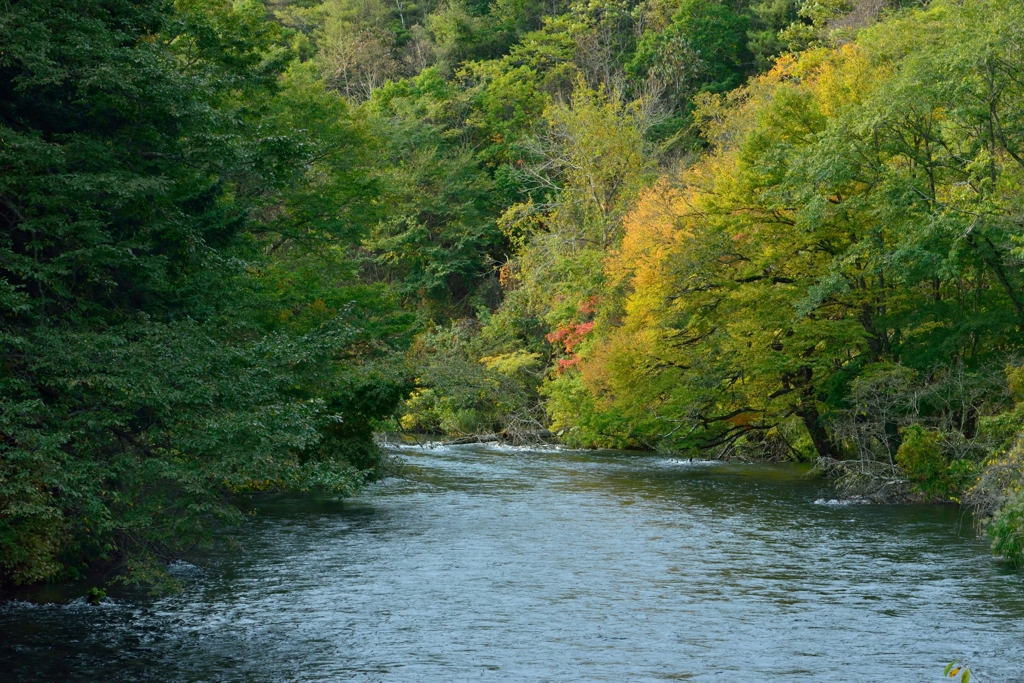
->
441, 429, 555, 446
443, 434, 501, 445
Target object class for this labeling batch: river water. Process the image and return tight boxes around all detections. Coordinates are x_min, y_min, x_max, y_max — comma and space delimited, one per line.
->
3, 444, 1024, 682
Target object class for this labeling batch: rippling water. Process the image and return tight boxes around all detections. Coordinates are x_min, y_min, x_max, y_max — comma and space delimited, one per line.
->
3, 444, 1024, 682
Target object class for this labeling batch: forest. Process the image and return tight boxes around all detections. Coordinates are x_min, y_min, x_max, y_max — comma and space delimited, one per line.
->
3, 0, 1024, 587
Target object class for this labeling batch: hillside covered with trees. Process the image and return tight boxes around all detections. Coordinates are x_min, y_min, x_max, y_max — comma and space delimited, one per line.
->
3, 0, 1024, 586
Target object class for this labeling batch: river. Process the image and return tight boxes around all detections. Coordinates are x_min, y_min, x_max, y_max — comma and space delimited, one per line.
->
2, 444, 1023, 681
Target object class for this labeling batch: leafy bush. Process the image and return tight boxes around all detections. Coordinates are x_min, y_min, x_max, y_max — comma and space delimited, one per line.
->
896, 426, 975, 501
988, 490, 1024, 568
399, 321, 547, 437
970, 434, 1024, 567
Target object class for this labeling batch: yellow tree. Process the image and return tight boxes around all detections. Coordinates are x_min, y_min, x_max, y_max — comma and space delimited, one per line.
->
561, 0, 1024, 458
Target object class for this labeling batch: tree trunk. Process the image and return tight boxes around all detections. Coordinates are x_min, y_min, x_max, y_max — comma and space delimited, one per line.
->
799, 403, 840, 460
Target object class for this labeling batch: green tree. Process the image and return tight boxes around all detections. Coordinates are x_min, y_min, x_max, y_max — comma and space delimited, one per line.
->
361, 69, 508, 317
628, 0, 751, 106
0, 0, 410, 586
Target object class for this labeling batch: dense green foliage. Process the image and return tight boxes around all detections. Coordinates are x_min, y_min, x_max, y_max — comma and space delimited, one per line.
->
4, 0, 1024, 585
0, 0, 411, 585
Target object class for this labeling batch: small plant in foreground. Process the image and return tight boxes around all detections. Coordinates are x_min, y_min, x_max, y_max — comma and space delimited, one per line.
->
945, 660, 974, 683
